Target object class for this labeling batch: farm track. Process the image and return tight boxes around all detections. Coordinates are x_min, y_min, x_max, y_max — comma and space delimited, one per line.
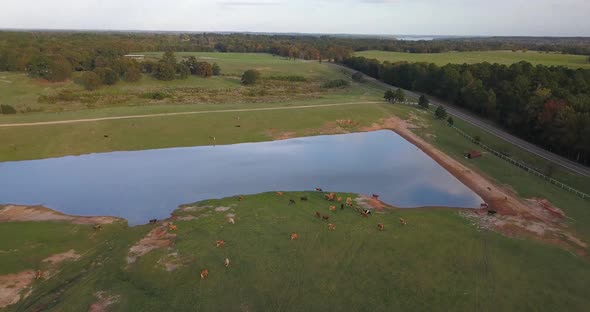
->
0, 101, 382, 127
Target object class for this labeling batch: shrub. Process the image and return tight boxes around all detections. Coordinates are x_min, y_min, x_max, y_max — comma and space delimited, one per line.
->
0, 104, 17, 114
212, 63, 221, 76
447, 116, 454, 126
241, 69, 261, 85
269, 75, 307, 82
142, 91, 169, 100
79, 71, 102, 90
418, 95, 429, 109
435, 105, 447, 119
352, 72, 364, 82
94, 67, 119, 85
321, 79, 350, 89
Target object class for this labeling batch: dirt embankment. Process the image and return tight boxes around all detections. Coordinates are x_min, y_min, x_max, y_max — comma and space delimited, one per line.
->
361, 116, 588, 256
0, 205, 121, 224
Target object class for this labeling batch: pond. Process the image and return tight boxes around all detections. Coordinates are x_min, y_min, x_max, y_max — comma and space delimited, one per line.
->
0, 130, 481, 225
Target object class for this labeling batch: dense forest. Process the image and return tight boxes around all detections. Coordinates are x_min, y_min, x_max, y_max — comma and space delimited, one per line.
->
2, 31, 590, 80
343, 56, 590, 165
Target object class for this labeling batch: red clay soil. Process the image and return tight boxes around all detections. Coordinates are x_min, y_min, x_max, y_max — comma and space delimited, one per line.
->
0, 205, 121, 224
361, 116, 588, 257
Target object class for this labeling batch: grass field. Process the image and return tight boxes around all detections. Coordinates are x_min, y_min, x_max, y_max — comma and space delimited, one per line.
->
4, 192, 590, 311
354, 50, 590, 69
0, 53, 349, 113
2, 52, 590, 310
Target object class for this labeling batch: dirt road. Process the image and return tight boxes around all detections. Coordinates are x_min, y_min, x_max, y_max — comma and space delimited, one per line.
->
0, 101, 382, 127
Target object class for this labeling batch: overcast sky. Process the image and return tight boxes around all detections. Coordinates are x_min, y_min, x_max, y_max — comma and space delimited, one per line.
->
1, 0, 588, 36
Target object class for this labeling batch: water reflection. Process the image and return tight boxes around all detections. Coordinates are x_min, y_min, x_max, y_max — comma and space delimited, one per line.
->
0, 130, 481, 225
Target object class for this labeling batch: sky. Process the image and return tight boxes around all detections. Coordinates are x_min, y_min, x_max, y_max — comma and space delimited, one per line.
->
1, 0, 589, 36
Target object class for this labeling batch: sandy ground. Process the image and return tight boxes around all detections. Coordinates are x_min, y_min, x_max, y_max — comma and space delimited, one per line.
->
0, 205, 121, 224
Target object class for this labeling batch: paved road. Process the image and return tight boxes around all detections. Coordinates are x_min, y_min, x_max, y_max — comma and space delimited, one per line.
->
0, 101, 382, 127
330, 63, 590, 177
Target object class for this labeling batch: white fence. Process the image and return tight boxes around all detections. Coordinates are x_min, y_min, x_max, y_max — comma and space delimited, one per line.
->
423, 105, 590, 201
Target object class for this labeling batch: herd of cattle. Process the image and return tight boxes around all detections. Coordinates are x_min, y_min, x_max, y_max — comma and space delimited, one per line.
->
145, 189, 411, 281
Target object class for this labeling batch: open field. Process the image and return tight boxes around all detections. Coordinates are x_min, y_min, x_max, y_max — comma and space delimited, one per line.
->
355, 50, 590, 69
2, 193, 590, 311
2, 52, 590, 310
0, 53, 352, 114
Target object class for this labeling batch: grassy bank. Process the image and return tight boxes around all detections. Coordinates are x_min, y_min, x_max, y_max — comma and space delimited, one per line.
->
355, 50, 590, 69
3, 192, 590, 311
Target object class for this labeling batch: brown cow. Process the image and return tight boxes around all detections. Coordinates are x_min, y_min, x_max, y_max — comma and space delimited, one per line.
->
337, 197, 342, 202
322, 215, 330, 221
328, 223, 336, 231
315, 211, 321, 218
200, 269, 209, 279
290, 233, 299, 240
346, 197, 353, 206
224, 258, 230, 268
238, 195, 244, 201
399, 218, 407, 226
168, 224, 178, 231
377, 223, 384, 231
329, 205, 336, 212
277, 191, 284, 196
216, 240, 226, 247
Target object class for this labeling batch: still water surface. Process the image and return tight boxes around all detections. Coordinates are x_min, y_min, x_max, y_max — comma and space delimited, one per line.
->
0, 130, 481, 225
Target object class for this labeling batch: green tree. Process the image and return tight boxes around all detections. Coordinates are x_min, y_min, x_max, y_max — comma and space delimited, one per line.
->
435, 105, 447, 119
162, 51, 177, 65
384, 90, 394, 103
94, 67, 119, 85
27, 55, 72, 82
394, 88, 405, 103
352, 72, 364, 82
419, 95, 430, 109
0, 104, 17, 114
241, 69, 260, 85
177, 63, 190, 79
196, 62, 213, 78
212, 63, 221, 76
80, 71, 102, 90
153, 62, 176, 81
447, 116, 454, 126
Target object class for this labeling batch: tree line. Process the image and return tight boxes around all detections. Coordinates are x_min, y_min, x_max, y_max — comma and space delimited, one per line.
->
344, 56, 590, 166
2, 31, 590, 83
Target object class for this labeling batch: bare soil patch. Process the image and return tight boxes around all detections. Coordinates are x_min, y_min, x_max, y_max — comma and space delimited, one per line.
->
88, 291, 120, 312
355, 196, 395, 212
0, 271, 35, 309
42, 249, 81, 265
0, 205, 120, 225
127, 224, 176, 264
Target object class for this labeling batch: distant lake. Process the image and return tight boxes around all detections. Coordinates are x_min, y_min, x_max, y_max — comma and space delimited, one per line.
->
0, 131, 481, 225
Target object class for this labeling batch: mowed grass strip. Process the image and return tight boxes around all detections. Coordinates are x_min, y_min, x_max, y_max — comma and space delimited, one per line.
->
0, 102, 390, 162
9, 192, 590, 311
355, 50, 590, 69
